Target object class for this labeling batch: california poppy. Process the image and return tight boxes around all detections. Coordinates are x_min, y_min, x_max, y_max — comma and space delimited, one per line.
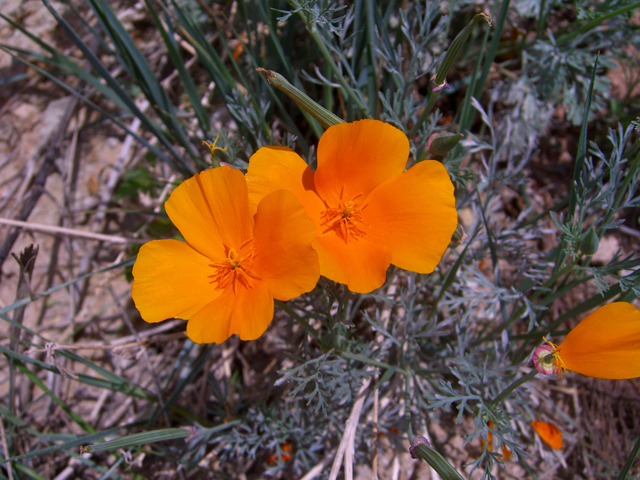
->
531, 421, 563, 450
532, 302, 640, 379
246, 119, 458, 293
132, 166, 320, 344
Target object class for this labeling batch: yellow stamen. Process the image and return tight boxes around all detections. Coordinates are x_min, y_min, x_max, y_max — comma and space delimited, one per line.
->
320, 189, 368, 243
209, 239, 261, 294
542, 336, 567, 378
203, 132, 228, 157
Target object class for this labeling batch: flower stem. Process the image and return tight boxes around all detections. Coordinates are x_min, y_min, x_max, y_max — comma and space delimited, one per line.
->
491, 369, 538, 406
274, 300, 320, 340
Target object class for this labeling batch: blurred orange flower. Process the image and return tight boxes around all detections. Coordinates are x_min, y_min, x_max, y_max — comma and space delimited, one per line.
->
533, 302, 640, 379
531, 421, 563, 450
482, 420, 512, 460
246, 119, 458, 293
267, 442, 293, 464
132, 166, 320, 344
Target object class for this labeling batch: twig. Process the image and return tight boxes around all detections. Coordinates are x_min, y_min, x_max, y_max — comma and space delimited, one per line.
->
107, 284, 171, 428
0, 218, 144, 244
0, 416, 14, 480
372, 387, 379, 479
74, 102, 147, 315
23, 332, 186, 355
299, 459, 328, 480
328, 378, 371, 480
9, 245, 38, 423
0, 94, 76, 274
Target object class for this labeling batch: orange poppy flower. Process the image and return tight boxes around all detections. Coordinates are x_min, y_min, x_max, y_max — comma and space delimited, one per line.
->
131, 166, 320, 344
531, 421, 563, 450
245, 119, 458, 293
533, 302, 640, 379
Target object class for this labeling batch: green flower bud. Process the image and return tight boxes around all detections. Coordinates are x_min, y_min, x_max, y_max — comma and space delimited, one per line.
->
433, 13, 492, 87
256, 68, 343, 129
427, 132, 464, 156
580, 226, 600, 256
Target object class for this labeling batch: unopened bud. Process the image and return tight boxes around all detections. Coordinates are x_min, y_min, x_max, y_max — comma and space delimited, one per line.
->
256, 68, 343, 129
579, 226, 600, 256
427, 132, 464, 156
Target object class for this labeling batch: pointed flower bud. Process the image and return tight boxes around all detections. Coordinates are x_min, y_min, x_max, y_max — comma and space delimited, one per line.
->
432, 13, 491, 88
427, 132, 464, 156
579, 226, 600, 256
256, 68, 343, 129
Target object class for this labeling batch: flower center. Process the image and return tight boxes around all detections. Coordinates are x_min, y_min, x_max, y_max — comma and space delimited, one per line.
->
209, 239, 261, 293
542, 337, 567, 378
320, 190, 368, 243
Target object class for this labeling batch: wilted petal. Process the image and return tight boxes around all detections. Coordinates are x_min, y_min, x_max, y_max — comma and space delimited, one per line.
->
531, 421, 563, 450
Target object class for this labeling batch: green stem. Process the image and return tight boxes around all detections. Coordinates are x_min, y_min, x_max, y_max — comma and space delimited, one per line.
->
275, 300, 320, 340
408, 89, 433, 137
309, 28, 370, 115
557, 1, 640, 44
617, 434, 640, 480
471, 263, 576, 347
491, 370, 538, 406
339, 351, 408, 376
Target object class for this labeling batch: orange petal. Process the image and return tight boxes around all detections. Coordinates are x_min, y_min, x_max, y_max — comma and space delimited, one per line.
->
501, 446, 512, 460
246, 146, 324, 224
313, 235, 392, 293
186, 280, 273, 344
558, 302, 640, 379
364, 160, 457, 273
252, 190, 320, 301
165, 166, 253, 260
531, 421, 563, 449
132, 239, 222, 323
314, 120, 410, 203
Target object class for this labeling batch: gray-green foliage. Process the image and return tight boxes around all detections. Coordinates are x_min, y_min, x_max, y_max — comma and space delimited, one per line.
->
2, 0, 640, 479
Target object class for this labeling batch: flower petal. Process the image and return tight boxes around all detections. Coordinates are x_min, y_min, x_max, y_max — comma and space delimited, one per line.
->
252, 190, 320, 300
531, 421, 563, 450
559, 302, 640, 379
246, 146, 324, 223
186, 280, 273, 344
314, 120, 410, 203
364, 160, 457, 273
313, 235, 392, 293
132, 239, 221, 323
165, 166, 253, 260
